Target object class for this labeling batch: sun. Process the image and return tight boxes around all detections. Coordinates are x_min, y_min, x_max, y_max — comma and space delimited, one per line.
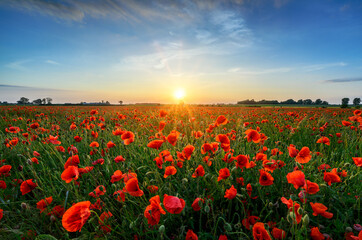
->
174, 88, 186, 100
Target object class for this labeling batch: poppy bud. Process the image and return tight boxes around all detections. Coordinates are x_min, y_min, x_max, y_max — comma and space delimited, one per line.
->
27, 159, 33, 165
224, 222, 232, 232
182, 178, 188, 184
345, 227, 352, 232
204, 205, 210, 213
287, 212, 296, 224
18, 165, 23, 171
343, 163, 350, 167
302, 214, 309, 226
159, 225, 165, 235
320, 183, 327, 187
129, 222, 134, 229
50, 215, 56, 222
268, 202, 274, 208
21, 202, 30, 210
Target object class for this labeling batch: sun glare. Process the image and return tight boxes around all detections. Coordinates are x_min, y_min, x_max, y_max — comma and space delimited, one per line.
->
174, 88, 186, 100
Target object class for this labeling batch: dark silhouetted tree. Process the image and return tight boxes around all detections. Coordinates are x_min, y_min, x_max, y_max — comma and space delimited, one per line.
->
32, 99, 42, 105
297, 99, 303, 104
322, 101, 329, 105
119, 101, 123, 105
315, 99, 322, 105
341, 98, 349, 108
303, 99, 313, 105
17, 97, 29, 105
46, 97, 53, 105
353, 97, 361, 108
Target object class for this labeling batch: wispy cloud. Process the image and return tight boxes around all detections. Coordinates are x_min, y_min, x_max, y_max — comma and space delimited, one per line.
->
45, 60, 60, 65
0, 0, 245, 22
303, 62, 347, 72
323, 77, 362, 83
228, 67, 292, 74
4, 60, 32, 71
210, 10, 252, 43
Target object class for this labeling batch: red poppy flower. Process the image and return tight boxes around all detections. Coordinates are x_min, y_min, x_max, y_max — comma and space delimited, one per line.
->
215, 115, 228, 126
245, 129, 261, 143
158, 121, 166, 131
352, 157, 362, 167
107, 141, 116, 148
121, 131, 135, 145
295, 147, 312, 164
64, 155, 80, 169
286, 170, 305, 189
186, 229, 198, 240
62, 201, 91, 232
36, 196, 53, 213
323, 168, 341, 185
253, 222, 272, 240
164, 166, 177, 178
144, 195, 165, 226
224, 185, 237, 199
125, 178, 144, 197
147, 140, 165, 150
163, 194, 185, 214
167, 131, 179, 146
99, 211, 113, 233
89, 141, 99, 148
182, 145, 195, 160
61, 166, 79, 183
316, 137, 330, 146
114, 155, 125, 163
310, 202, 333, 219
235, 155, 249, 169
287, 144, 299, 158
192, 165, 205, 178
310, 227, 325, 240
89, 185, 106, 198
191, 198, 204, 211
20, 179, 37, 195
216, 134, 230, 152
304, 180, 319, 194
110, 170, 123, 183
259, 169, 274, 186
113, 190, 126, 202
217, 168, 230, 181
271, 228, 286, 239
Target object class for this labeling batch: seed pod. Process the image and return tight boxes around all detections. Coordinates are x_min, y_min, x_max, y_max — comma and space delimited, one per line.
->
159, 225, 165, 235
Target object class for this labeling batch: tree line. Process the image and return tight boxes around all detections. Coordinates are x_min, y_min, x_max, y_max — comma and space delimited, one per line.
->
237, 98, 329, 105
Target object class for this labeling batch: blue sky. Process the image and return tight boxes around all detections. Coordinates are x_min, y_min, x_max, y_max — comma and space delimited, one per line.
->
0, 0, 361, 104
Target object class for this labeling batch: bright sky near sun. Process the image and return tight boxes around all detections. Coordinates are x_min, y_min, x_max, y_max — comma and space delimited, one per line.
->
0, 0, 361, 104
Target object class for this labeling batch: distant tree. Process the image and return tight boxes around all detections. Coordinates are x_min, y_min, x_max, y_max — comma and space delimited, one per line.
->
297, 99, 303, 104
17, 97, 29, 105
303, 99, 313, 105
315, 99, 322, 105
32, 99, 42, 105
42, 98, 46, 105
322, 101, 329, 105
105, 101, 110, 105
353, 98, 360, 108
281, 99, 297, 104
119, 101, 123, 105
341, 98, 349, 108
46, 97, 53, 105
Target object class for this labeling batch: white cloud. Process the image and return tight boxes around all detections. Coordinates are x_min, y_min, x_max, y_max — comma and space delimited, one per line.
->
45, 60, 60, 65
303, 62, 347, 71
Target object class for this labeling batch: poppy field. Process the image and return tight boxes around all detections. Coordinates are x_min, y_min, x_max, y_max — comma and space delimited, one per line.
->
0, 105, 361, 240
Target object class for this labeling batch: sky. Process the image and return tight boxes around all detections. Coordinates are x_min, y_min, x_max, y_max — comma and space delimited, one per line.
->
0, 0, 361, 104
